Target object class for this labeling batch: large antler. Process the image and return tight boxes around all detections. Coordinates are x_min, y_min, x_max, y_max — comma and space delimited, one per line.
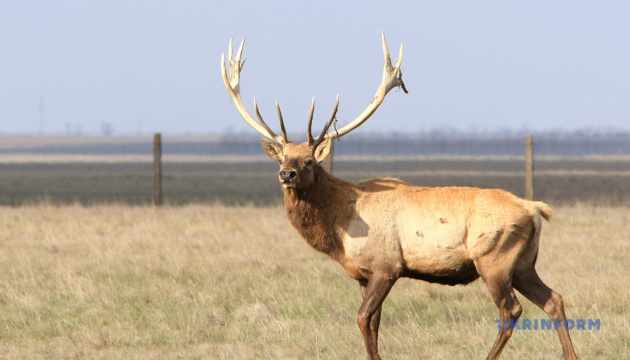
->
221, 38, 287, 144
312, 32, 407, 143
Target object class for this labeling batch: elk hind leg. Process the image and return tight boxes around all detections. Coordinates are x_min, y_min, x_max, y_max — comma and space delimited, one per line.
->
475, 259, 522, 360
513, 267, 577, 360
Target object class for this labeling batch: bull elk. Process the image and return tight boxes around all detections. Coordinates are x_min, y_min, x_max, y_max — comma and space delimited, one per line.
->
221, 33, 577, 360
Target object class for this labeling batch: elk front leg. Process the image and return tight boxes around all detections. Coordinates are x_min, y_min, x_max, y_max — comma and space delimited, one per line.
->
475, 256, 522, 360
358, 275, 396, 360
360, 284, 384, 352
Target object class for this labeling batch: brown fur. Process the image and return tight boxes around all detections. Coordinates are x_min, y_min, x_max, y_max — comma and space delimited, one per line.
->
262, 139, 577, 360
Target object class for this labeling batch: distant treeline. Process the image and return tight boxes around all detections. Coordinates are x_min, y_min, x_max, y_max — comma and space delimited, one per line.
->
2, 133, 629, 156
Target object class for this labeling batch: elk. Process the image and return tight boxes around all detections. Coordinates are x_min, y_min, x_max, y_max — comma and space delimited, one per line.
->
221, 33, 577, 360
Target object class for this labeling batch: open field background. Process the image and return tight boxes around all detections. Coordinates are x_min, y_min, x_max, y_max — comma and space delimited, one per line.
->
0, 204, 628, 359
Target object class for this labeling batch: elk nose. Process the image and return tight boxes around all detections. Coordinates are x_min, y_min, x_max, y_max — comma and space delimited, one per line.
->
279, 169, 297, 182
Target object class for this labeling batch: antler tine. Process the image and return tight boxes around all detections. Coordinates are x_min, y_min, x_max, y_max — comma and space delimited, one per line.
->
323, 32, 407, 141
228, 38, 234, 63
221, 38, 284, 144
312, 94, 339, 149
254, 98, 281, 140
307, 97, 315, 145
396, 38, 404, 70
382, 32, 392, 68
234, 36, 245, 64
276, 101, 289, 143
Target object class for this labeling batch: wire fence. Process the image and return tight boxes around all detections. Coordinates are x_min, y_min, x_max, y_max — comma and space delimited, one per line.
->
0, 133, 628, 206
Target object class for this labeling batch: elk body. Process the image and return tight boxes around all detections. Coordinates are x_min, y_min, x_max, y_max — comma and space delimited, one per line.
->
221, 33, 577, 360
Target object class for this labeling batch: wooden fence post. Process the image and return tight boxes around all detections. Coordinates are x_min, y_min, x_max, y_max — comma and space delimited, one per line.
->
153, 133, 163, 206
525, 133, 534, 201
323, 141, 335, 174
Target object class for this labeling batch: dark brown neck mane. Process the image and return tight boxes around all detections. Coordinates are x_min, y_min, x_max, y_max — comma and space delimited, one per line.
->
283, 166, 355, 260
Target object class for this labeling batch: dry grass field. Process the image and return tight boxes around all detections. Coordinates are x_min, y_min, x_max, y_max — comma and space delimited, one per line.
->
0, 203, 627, 359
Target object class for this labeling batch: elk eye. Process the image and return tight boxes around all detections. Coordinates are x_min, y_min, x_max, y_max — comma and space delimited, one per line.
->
305, 158, 313, 166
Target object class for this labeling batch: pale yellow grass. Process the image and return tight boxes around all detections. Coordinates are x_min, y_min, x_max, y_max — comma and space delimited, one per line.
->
0, 204, 627, 359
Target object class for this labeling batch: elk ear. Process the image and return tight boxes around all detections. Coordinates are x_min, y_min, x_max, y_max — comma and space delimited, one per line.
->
262, 139, 283, 163
313, 138, 332, 163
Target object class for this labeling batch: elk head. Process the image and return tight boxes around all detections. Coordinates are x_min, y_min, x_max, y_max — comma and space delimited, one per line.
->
221, 33, 407, 190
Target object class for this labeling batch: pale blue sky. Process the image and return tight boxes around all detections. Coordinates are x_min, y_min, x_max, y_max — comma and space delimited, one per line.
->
1, 1, 629, 135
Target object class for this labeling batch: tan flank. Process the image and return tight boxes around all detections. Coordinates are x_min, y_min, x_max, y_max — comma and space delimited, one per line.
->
222, 34, 577, 360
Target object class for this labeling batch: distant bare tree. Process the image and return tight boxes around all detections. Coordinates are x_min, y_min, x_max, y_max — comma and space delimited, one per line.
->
101, 122, 114, 136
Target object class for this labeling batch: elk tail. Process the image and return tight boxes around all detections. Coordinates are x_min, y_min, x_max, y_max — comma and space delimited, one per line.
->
537, 202, 553, 222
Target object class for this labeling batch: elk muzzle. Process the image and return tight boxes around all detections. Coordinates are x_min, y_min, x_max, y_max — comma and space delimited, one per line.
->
279, 168, 298, 188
